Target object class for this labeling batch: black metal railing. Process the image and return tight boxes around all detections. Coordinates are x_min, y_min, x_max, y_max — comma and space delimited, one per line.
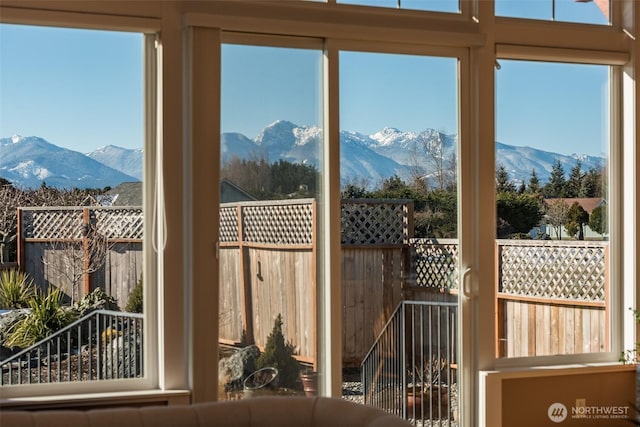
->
1, 310, 143, 385
361, 301, 458, 425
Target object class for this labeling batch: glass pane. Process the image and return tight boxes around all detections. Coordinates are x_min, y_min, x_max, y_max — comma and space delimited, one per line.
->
496, 0, 610, 25
338, 0, 459, 14
340, 51, 460, 423
0, 24, 145, 384
495, 59, 610, 358
219, 43, 322, 399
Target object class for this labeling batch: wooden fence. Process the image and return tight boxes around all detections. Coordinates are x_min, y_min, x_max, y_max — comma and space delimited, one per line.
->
15, 203, 608, 365
0, 262, 18, 272
496, 240, 608, 357
220, 199, 414, 366
401, 238, 608, 359
218, 199, 317, 363
17, 207, 143, 306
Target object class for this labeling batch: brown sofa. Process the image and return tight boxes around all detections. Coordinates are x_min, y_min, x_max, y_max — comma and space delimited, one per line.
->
0, 396, 412, 427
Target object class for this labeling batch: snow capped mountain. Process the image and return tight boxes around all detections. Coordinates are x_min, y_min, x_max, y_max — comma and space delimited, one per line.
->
496, 142, 604, 185
86, 145, 143, 180
0, 125, 605, 191
340, 132, 405, 186
221, 132, 267, 163
0, 136, 139, 189
219, 121, 604, 189
369, 127, 419, 147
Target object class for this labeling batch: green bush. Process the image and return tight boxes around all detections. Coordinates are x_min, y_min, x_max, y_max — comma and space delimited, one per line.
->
256, 313, 300, 390
0, 269, 36, 309
74, 287, 119, 316
125, 275, 143, 313
6, 286, 77, 349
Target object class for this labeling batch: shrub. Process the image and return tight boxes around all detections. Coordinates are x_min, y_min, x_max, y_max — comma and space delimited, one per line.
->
6, 286, 77, 349
0, 269, 36, 309
74, 287, 119, 316
125, 275, 143, 313
256, 313, 300, 390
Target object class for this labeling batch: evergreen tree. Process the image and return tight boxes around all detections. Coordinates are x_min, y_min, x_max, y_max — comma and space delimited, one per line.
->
543, 160, 567, 198
581, 167, 603, 198
255, 314, 300, 389
565, 161, 583, 198
415, 189, 457, 238
496, 163, 516, 193
496, 193, 543, 238
589, 204, 608, 238
369, 175, 428, 211
341, 184, 368, 199
221, 157, 319, 200
564, 202, 590, 240
526, 169, 541, 194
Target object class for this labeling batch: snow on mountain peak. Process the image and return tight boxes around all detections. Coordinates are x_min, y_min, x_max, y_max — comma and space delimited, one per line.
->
293, 125, 322, 146
256, 120, 299, 149
10, 160, 52, 180
370, 127, 418, 147
11, 134, 23, 144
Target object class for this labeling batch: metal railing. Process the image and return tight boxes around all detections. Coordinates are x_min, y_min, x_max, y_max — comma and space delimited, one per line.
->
361, 301, 458, 425
1, 310, 143, 385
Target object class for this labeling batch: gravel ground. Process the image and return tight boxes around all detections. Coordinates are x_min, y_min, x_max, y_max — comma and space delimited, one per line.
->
341, 367, 364, 404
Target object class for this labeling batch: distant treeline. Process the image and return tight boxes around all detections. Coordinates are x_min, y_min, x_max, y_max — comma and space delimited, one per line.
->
0, 179, 110, 263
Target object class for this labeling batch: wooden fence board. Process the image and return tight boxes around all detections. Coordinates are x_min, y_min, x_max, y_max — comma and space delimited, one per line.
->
499, 298, 605, 357
340, 247, 406, 366
219, 246, 244, 344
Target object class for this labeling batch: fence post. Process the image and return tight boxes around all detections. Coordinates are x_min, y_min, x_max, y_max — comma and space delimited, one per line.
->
311, 199, 317, 370
400, 301, 407, 420
17, 207, 24, 272
238, 204, 254, 345
495, 242, 503, 357
83, 207, 91, 298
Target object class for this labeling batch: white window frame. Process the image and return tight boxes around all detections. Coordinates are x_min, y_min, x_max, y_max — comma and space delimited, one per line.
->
0, 2, 637, 426
0, 11, 167, 400
492, 48, 628, 368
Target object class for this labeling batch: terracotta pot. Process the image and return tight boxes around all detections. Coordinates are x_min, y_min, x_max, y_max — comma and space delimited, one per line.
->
299, 371, 317, 397
405, 385, 450, 419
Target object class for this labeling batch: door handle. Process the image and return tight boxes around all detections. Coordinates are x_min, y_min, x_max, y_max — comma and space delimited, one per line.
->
461, 267, 473, 299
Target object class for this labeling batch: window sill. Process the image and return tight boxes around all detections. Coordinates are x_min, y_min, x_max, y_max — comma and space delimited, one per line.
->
0, 389, 191, 411
480, 363, 637, 427
482, 361, 637, 377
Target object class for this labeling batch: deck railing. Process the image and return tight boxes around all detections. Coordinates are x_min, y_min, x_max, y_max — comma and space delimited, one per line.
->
1, 309, 143, 385
361, 301, 458, 425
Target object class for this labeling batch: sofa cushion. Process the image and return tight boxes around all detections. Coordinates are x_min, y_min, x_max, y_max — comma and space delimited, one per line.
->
0, 397, 412, 427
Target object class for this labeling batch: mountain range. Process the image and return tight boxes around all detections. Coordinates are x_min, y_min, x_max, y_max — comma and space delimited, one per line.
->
0, 135, 140, 189
1, 122, 604, 190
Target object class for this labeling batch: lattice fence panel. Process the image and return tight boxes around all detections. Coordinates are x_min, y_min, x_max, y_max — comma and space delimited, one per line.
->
21, 208, 143, 241
341, 201, 410, 245
94, 208, 143, 239
243, 202, 314, 245
409, 238, 459, 289
499, 242, 607, 301
22, 209, 84, 239
219, 205, 239, 243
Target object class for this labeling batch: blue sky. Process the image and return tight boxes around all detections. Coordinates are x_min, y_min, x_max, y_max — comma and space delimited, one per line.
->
340, 0, 608, 25
0, 24, 143, 152
2, 14, 608, 157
